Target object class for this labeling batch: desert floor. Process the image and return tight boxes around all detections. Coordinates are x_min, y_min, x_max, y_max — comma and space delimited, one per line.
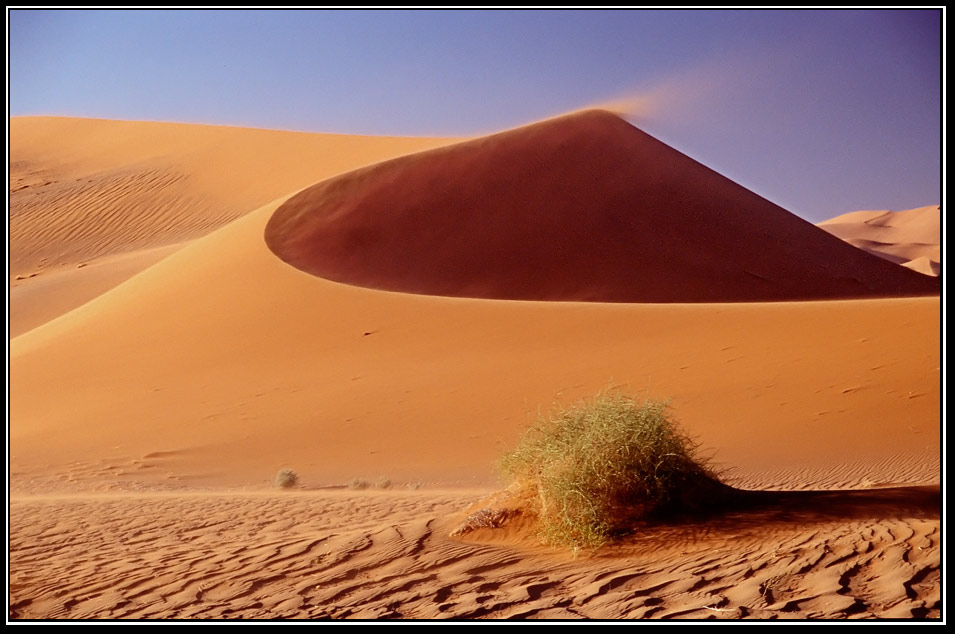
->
8, 113, 941, 621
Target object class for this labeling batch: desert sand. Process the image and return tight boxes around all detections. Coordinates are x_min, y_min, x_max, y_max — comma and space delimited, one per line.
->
8, 112, 941, 620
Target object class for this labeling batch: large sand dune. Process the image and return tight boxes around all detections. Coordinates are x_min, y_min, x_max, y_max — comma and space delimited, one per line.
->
9, 116, 457, 276
266, 110, 938, 302
8, 113, 940, 620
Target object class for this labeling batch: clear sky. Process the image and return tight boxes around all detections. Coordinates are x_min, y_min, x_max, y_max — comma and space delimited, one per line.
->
8, 8, 943, 223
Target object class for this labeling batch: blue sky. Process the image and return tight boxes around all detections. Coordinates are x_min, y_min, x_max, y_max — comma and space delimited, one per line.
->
8, 8, 943, 223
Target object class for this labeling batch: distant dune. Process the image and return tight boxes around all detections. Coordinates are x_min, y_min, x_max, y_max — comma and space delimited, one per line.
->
9, 112, 940, 620
818, 205, 941, 277
267, 110, 938, 302
9, 116, 458, 278
9, 116, 457, 336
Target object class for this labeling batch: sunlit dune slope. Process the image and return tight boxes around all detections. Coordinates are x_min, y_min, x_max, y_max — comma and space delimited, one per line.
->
10, 116, 457, 277
9, 116, 457, 336
266, 109, 939, 302
10, 195, 940, 492
818, 205, 941, 277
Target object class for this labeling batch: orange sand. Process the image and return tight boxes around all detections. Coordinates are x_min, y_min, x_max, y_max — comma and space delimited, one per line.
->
8, 113, 940, 620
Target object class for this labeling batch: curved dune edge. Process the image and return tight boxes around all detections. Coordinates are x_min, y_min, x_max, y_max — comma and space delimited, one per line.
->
9, 243, 186, 338
265, 109, 938, 303
10, 116, 459, 277
817, 206, 941, 277
903, 256, 941, 277
10, 117, 456, 277
9, 116, 459, 335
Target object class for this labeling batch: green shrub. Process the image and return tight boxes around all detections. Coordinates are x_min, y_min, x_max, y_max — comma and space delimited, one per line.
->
499, 389, 723, 552
275, 468, 299, 489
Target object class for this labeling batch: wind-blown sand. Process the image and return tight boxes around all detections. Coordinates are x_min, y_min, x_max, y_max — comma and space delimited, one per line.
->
8, 112, 941, 620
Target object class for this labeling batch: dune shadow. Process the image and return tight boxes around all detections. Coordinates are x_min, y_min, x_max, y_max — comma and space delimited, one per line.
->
572, 484, 942, 559
728, 484, 941, 522
613, 484, 941, 549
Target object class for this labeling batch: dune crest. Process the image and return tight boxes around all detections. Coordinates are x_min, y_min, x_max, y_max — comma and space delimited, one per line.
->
266, 109, 938, 302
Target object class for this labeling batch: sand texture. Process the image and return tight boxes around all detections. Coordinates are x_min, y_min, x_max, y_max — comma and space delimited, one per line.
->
9, 487, 940, 620
8, 112, 941, 621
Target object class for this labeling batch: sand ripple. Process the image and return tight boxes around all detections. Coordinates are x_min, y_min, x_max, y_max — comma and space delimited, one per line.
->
9, 489, 939, 620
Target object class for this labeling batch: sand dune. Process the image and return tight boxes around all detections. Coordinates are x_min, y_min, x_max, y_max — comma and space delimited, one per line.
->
9, 117, 457, 277
266, 110, 938, 302
10, 116, 457, 336
818, 205, 941, 277
8, 113, 940, 620
9, 193, 940, 491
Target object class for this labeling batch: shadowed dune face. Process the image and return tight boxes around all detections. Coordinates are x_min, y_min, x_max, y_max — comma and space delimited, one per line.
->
266, 110, 939, 303
817, 206, 941, 277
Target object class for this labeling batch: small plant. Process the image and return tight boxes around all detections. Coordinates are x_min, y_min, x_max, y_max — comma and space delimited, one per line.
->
499, 388, 725, 552
375, 476, 392, 490
275, 468, 299, 489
